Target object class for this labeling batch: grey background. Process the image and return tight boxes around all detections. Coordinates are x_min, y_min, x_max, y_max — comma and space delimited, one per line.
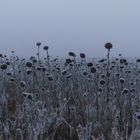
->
0, 0, 140, 58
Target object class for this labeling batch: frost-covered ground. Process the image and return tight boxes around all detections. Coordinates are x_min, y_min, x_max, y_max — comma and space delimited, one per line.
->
0, 43, 140, 140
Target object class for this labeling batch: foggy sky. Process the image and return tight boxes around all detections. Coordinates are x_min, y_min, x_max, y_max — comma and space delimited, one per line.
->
0, 0, 140, 58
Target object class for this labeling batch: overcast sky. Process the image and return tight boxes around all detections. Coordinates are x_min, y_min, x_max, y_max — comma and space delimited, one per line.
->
0, 0, 140, 58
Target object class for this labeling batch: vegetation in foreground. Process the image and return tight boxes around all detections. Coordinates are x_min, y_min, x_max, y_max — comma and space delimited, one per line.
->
0, 43, 140, 140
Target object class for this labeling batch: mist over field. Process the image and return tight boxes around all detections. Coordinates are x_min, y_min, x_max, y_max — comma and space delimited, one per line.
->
0, 0, 140, 57
1, 1, 140, 140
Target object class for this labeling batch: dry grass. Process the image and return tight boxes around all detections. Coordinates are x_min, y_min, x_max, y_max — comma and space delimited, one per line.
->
0, 44, 140, 140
